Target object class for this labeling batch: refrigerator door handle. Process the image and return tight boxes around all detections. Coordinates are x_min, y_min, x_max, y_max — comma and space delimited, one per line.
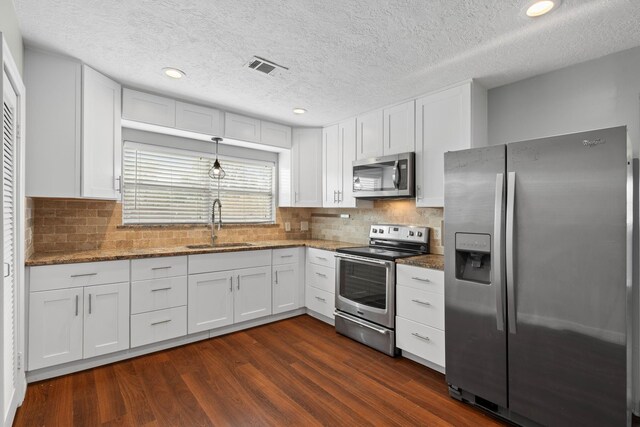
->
493, 173, 505, 332
506, 171, 517, 334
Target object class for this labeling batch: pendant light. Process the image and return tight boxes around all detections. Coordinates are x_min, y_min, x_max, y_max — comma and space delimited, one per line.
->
209, 137, 226, 179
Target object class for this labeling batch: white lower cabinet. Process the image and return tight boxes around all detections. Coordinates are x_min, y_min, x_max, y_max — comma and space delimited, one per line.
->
131, 306, 188, 348
28, 288, 84, 370
305, 248, 336, 322
187, 265, 272, 333
305, 286, 334, 319
396, 264, 445, 371
188, 271, 234, 333
83, 282, 130, 358
272, 263, 299, 314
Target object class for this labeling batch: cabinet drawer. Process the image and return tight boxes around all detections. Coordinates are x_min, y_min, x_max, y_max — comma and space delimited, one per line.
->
396, 264, 444, 294
131, 256, 187, 281
188, 250, 271, 275
396, 285, 444, 330
396, 316, 445, 367
306, 263, 335, 294
305, 286, 334, 319
131, 276, 187, 315
30, 260, 130, 292
307, 248, 335, 268
272, 247, 300, 266
130, 306, 187, 348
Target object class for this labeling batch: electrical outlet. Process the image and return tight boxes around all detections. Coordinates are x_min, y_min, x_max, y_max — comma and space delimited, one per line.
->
284, 222, 291, 232
300, 221, 309, 231
433, 227, 441, 240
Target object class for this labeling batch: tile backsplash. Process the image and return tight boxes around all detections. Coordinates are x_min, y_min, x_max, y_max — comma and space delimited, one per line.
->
29, 197, 443, 255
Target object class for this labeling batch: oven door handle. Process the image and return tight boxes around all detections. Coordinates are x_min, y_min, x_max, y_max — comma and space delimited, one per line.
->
334, 311, 389, 334
334, 253, 394, 267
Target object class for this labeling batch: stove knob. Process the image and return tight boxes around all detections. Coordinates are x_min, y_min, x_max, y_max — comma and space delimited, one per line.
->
372, 229, 378, 233
379, 229, 384, 234
417, 231, 423, 237
408, 231, 415, 237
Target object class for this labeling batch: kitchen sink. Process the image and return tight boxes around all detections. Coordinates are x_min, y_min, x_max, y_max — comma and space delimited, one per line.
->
185, 243, 254, 249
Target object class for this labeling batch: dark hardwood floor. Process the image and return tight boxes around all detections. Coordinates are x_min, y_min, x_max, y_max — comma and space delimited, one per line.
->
14, 315, 506, 426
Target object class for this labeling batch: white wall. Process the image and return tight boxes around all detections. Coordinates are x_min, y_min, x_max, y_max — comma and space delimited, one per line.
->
0, 0, 23, 75
488, 46, 640, 157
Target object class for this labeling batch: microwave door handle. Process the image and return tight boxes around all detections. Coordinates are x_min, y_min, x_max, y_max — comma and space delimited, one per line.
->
392, 160, 400, 189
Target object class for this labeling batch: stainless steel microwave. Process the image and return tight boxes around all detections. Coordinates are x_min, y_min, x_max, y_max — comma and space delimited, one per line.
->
352, 152, 415, 199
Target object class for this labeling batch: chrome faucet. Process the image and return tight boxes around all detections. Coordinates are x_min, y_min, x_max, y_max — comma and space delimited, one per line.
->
211, 198, 222, 245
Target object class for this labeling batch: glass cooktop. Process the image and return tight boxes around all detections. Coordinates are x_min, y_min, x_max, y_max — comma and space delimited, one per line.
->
336, 246, 421, 261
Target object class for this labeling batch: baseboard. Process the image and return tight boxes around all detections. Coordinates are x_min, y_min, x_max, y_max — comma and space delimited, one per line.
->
305, 308, 335, 326
401, 350, 445, 374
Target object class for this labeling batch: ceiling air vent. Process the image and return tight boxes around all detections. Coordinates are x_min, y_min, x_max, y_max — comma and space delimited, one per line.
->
246, 56, 288, 76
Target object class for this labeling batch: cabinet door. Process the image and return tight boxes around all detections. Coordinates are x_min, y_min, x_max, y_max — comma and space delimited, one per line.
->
83, 282, 130, 358
224, 112, 261, 143
338, 118, 359, 207
175, 101, 222, 136
356, 109, 383, 159
292, 128, 323, 207
82, 65, 122, 200
188, 271, 233, 333
416, 84, 471, 207
28, 288, 84, 370
261, 121, 292, 149
122, 88, 176, 127
234, 266, 272, 323
384, 100, 415, 155
273, 263, 299, 314
25, 49, 81, 198
322, 125, 341, 207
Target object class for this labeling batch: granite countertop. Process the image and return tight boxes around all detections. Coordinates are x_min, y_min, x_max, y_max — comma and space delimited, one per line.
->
26, 239, 359, 267
396, 254, 444, 271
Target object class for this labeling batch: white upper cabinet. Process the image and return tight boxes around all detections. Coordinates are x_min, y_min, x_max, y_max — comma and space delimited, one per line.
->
82, 65, 122, 200
25, 49, 81, 198
175, 101, 223, 136
291, 128, 323, 207
261, 120, 292, 149
122, 88, 176, 127
356, 108, 384, 159
224, 112, 261, 143
25, 49, 123, 200
415, 80, 487, 207
322, 124, 341, 207
383, 100, 415, 155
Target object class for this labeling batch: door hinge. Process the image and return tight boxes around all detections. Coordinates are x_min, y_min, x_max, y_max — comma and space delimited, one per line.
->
17, 352, 23, 370
4, 262, 10, 277
115, 175, 122, 193
16, 123, 21, 139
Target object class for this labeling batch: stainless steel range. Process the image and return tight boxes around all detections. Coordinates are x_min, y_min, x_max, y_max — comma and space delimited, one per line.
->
334, 224, 429, 356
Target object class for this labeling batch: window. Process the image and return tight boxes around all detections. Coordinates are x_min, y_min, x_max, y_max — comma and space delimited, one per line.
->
122, 142, 275, 224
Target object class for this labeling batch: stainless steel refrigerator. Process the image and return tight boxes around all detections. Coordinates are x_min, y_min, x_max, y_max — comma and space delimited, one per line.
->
444, 126, 631, 426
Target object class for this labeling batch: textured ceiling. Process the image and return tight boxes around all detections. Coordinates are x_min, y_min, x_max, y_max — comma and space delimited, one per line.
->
14, 0, 640, 127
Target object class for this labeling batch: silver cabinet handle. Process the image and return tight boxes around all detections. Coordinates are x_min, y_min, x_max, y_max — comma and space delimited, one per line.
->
151, 287, 171, 292
317, 257, 328, 261
411, 276, 431, 283
88, 294, 92, 314
315, 272, 327, 278
75, 295, 79, 316
506, 171, 517, 334
333, 190, 337, 203
237, 275, 240, 290
411, 299, 431, 306
151, 319, 172, 326
412, 332, 431, 342
494, 173, 505, 332
151, 266, 172, 271
275, 270, 279, 284
315, 296, 326, 302
280, 254, 293, 258
71, 273, 97, 278
229, 276, 233, 292
334, 311, 388, 334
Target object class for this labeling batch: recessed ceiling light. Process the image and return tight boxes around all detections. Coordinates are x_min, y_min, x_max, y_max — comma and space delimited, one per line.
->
293, 108, 307, 115
163, 67, 186, 79
526, 1, 557, 17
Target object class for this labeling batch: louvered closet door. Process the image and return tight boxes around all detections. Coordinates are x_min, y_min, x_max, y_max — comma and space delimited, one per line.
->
2, 71, 18, 425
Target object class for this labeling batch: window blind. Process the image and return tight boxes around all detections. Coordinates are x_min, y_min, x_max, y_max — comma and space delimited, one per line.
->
123, 142, 275, 224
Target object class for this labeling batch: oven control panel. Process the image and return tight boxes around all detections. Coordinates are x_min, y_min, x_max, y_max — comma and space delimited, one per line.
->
369, 224, 429, 244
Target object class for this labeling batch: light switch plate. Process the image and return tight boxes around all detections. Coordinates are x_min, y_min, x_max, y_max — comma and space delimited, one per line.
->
285, 222, 291, 232
433, 227, 441, 240
300, 221, 309, 231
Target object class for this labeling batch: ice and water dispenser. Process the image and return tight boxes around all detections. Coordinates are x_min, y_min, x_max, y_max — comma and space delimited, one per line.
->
455, 233, 491, 284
